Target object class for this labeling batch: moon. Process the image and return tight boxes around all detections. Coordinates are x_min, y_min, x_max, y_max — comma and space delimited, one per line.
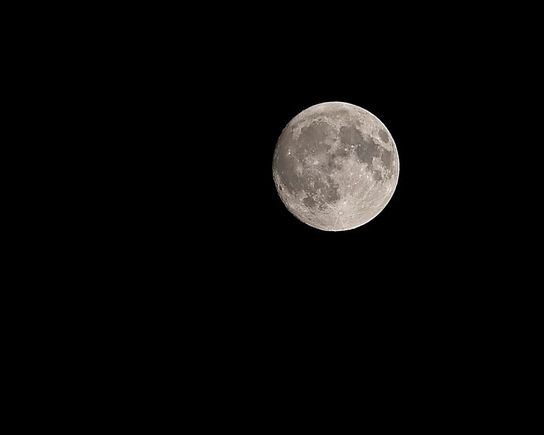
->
272, 102, 399, 231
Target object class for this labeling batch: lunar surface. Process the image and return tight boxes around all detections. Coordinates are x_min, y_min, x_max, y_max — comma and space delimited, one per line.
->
272, 102, 399, 231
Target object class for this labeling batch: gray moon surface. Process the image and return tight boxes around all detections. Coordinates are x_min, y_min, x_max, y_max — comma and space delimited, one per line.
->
272, 102, 399, 231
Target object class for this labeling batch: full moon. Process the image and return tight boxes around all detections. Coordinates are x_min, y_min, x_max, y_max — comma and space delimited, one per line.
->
272, 102, 399, 231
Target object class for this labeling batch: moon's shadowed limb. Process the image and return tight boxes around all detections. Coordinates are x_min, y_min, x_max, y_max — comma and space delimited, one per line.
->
272, 102, 399, 231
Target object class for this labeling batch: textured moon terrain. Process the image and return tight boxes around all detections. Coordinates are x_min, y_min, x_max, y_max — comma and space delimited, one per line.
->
272, 102, 399, 231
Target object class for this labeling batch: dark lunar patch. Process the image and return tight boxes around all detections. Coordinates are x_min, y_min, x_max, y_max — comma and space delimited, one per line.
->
340, 126, 390, 181
380, 148, 393, 169
340, 125, 365, 150
340, 127, 391, 181
326, 159, 341, 171
370, 148, 394, 182
328, 146, 350, 171
303, 196, 316, 208
296, 121, 333, 159
353, 136, 380, 168
334, 146, 350, 158
378, 129, 389, 143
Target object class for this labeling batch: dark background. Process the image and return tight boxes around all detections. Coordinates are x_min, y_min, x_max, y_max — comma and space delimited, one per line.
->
106, 8, 535, 306
78, 5, 537, 361
129, 29, 485, 279
15, 5, 538, 417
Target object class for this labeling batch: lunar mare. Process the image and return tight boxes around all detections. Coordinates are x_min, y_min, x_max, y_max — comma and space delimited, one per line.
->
272, 102, 399, 231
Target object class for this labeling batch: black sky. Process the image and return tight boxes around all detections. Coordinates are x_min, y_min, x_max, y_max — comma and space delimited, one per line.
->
105, 6, 538, 334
